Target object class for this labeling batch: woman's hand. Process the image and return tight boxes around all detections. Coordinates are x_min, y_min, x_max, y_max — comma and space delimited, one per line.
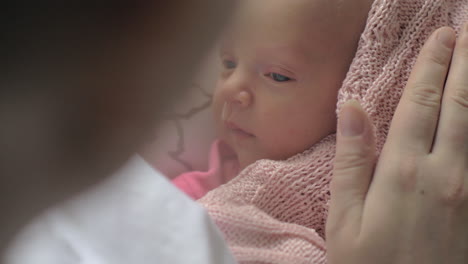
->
327, 25, 468, 264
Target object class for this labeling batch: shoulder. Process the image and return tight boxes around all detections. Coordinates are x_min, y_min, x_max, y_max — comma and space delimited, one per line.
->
5, 156, 236, 264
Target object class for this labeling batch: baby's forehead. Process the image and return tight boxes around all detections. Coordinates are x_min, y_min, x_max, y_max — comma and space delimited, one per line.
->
232, 0, 356, 43
224, 0, 346, 54
224, 0, 372, 61
237, 0, 341, 24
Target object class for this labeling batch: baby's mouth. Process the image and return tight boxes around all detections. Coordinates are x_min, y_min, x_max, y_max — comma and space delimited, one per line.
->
221, 102, 255, 138
224, 121, 255, 138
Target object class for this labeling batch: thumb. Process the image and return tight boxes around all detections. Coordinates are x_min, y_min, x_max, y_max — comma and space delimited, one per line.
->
327, 100, 376, 236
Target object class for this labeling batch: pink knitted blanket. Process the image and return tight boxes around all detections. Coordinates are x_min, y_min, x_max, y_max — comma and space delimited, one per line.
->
199, 1, 468, 263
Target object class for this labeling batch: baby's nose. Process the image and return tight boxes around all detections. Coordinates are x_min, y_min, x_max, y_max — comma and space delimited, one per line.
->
219, 69, 253, 108
231, 90, 251, 108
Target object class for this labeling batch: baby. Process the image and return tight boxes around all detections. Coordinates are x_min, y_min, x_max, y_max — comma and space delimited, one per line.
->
173, 0, 373, 199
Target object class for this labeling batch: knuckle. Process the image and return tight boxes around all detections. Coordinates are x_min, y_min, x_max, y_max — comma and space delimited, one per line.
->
457, 36, 468, 58
396, 154, 420, 192
458, 49, 468, 64
435, 163, 468, 206
444, 128, 468, 148
334, 148, 370, 172
439, 175, 467, 206
423, 46, 451, 68
451, 86, 468, 110
440, 108, 468, 147
408, 83, 442, 108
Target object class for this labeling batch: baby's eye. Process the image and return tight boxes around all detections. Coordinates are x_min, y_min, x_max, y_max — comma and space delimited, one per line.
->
269, 73, 292, 82
223, 60, 237, 69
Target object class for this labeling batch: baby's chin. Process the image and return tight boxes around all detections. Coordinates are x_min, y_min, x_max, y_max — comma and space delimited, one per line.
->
237, 145, 314, 170
236, 150, 281, 170
222, 134, 300, 169
235, 148, 261, 170
238, 157, 255, 171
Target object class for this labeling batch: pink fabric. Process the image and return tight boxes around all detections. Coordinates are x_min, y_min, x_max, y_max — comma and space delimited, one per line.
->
199, 1, 468, 263
172, 140, 240, 200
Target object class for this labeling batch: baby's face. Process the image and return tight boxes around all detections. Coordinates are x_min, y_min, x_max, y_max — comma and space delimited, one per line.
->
213, 0, 371, 169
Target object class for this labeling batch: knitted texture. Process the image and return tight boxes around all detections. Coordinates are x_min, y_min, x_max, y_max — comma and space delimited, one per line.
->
199, 1, 468, 263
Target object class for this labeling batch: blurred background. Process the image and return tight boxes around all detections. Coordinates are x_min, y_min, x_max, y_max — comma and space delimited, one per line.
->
141, 50, 220, 179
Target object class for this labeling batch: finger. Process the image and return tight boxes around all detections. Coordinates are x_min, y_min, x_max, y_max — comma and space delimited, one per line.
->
433, 23, 468, 157
387, 27, 456, 154
328, 100, 376, 236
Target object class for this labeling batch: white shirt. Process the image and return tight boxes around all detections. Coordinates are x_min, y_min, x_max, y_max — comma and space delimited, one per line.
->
5, 156, 236, 264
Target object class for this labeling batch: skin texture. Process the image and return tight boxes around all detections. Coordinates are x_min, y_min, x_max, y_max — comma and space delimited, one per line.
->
328, 26, 468, 263
0, 1, 233, 250
212, 0, 373, 169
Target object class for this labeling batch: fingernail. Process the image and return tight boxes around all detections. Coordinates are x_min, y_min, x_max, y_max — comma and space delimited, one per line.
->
339, 100, 365, 137
436, 27, 455, 48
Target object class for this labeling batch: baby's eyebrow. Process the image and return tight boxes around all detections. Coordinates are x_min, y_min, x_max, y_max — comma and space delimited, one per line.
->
256, 45, 310, 70
218, 41, 235, 57
217, 30, 237, 52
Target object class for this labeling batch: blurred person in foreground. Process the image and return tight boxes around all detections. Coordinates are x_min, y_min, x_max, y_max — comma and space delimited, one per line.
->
0, 1, 468, 264
1, 3, 236, 263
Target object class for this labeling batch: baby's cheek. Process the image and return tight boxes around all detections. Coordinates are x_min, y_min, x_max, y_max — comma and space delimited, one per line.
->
258, 128, 296, 158
211, 96, 223, 122
282, 127, 309, 149
286, 127, 302, 137
271, 124, 319, 157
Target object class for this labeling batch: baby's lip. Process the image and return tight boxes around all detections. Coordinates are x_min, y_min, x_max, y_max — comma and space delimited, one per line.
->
224, 121, 255, 137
